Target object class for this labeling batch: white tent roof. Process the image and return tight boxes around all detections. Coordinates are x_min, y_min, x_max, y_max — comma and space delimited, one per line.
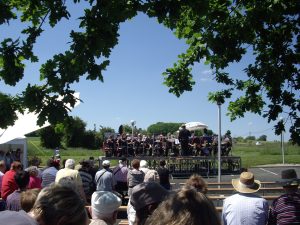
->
185, 121, 208, 131
0, 92, 80, 144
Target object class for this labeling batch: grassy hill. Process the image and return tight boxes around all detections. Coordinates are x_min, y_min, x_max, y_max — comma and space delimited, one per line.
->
27, 137, 300, 168
27, 137, 104, 166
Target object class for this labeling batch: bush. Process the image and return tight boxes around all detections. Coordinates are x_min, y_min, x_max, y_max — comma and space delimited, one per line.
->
40, 126, 62, 149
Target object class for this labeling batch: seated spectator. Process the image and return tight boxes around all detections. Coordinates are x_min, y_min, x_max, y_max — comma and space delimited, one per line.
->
222, 172, 269, 225
140, 160, 149, 174
113, 157, 128, 197
0, 209, 38, 225
1, 161, 22, 200
127, 159, 145, 197
41, 159, 58, 188
79, 160, 94, 200
55, 158, 86, 203
90, 191, 121, 225
184, 174, 207, 194
29, 184, 89, 225
130, 182, 169, 225
0, 160, 6, 211
6, 170, 30, 211
157, 160, 171, 190
145, 187, 220, 225
26, 166, 42, 189
20, 188, 40, 212
95, 160, 114, 192
144, 170, 159, 183
267, 169, 300, 224
0, 160, 6, 193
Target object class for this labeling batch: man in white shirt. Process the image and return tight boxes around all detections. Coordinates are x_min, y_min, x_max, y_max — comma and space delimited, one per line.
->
222, 172, 269, 225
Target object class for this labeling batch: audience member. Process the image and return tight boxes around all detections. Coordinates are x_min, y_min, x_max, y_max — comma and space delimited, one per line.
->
41, 158, 58, 188
140, 160, 149, 174
130, 182, 169, 225
26, 166, 42, 189
0, 160, 6, 194
95, 160, 114, 192
79, 160, 95, 200
144, 170, 159, 183
29, 184, 89, 225
145, 187, 220, 225
222, 172, 269, 225
0, 209, 38, 225
55, 158, 86, 202
267, 169, 300, 224
113, 157, 129, 197
127, 159, 145, 197
184, 174, 207, 194
20, 188, 40, 212
6, 170, 30, 211
157, 160, 171, 190
90, 191, 121, 225
1, 161, 22, 200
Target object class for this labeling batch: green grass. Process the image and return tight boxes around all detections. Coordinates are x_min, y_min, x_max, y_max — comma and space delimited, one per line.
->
27, 137, 104, 166
27, 137, 300, 168
231, 141, 300, 168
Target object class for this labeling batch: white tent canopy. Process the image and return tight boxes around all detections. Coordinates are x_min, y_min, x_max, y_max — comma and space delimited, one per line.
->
184, 121, 208, 131
0, 92, 80, 167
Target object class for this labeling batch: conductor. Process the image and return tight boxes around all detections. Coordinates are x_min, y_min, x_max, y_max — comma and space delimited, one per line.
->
178, 124, 191, 156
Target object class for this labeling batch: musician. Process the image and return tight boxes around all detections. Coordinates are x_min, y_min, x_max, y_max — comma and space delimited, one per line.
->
178, 124, 191, 156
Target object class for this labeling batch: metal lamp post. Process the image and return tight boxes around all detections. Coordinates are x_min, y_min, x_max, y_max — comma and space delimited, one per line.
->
280, 117, 285, 164
130, 120, 136, 141
217, 102, 222, 184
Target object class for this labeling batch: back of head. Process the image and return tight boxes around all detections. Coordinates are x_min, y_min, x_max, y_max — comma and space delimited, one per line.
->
140, 160, 148, 168
145, 187, 221, 225
159, 160, 166, 167
185, 174, 207, 194
14, 171, 30, 190
30, 184, 88, 225
131, 159, 140, 169
65, 159, 75, 169
21, 188, 41, 212
11, 161, 22, 171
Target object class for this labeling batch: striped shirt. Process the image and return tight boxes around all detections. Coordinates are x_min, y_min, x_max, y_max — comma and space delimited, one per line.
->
79, 169, 94, 196
267, 192, 300, 225
6, 190, 22, 211
41, 167, 57, 188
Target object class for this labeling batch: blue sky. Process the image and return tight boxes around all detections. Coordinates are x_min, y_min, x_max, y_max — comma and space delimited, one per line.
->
0, 5, 290, 141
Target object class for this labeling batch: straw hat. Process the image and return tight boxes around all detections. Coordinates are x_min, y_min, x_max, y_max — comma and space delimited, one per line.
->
232, 172, 261, 193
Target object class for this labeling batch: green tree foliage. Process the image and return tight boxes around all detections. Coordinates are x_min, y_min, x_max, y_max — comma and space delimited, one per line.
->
245, 136, 256, 141
0, 0, 299, 144
39, 126, 62, 149
82, 130, 97, 149
64, 116, 86, 147
257, 135, 267, 142
147, 122, 182, 135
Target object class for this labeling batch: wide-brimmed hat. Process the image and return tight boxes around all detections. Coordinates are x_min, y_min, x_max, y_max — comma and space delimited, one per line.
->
276, 169, 300, 186
232, 172, 261, 193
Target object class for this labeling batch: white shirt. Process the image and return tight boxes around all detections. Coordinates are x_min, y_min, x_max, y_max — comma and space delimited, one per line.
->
222, 193, 269, 225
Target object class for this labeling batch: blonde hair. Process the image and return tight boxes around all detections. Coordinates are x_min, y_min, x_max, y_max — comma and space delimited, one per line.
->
21, 188, 41, 212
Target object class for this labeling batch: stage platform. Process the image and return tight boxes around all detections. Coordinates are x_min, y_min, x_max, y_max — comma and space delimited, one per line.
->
99, 156, 241, 178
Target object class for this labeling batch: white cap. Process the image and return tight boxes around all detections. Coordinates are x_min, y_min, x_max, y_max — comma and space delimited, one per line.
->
91, 191, 121, 218
102, 160, 110, 166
